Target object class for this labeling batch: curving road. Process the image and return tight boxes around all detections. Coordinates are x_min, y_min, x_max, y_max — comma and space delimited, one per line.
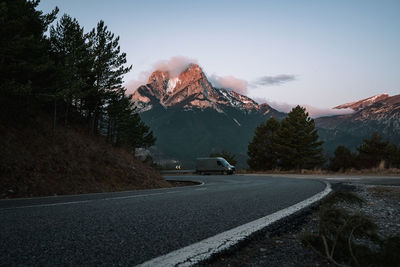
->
0, 175, 326, 266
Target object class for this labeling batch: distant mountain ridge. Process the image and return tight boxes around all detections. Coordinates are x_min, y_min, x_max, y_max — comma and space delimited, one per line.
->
316, 94, 400, 151
132, 64, 400, 167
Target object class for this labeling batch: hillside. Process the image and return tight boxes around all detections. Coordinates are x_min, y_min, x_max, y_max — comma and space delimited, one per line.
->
0, 116, 170, 199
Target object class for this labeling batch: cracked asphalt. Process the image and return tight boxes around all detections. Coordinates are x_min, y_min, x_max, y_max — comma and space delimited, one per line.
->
0, 175, 325, 266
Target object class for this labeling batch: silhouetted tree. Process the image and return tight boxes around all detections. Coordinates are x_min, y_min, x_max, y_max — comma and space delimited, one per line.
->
49, 14, 92, 125
247, 117, 280, 170
210, 150, 237, 166
273, 106, 325, 170
357, 132, 390, 169
387, 144, 400, 168
86, 20, 132, 133
0, 0, 58, 121
106, 93, 156, 150
329, 145, 357, 171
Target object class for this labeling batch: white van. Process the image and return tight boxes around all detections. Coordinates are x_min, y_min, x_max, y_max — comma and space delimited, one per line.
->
195, 157, 235, 175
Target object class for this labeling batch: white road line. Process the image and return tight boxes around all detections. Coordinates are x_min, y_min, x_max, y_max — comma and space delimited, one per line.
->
138, 182, 332, 267
0, 191, 183, 210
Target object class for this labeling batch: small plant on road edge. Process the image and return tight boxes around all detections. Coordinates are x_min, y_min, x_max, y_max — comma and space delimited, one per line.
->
299, 189, 400, 267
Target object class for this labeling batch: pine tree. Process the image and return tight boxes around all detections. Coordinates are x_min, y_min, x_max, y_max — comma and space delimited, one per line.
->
106, 92, 156, 150
247, 117, 280, 170
273, 106, 324, 170
49, 14, 92, 125
86, 20, 132, 133
329, 145, 357, 171
0, 0, 58, 120
357, 132, 390, 168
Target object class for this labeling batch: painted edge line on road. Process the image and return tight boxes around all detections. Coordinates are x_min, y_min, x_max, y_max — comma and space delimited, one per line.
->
138, 182, 332, 267
0, 191, 184, 210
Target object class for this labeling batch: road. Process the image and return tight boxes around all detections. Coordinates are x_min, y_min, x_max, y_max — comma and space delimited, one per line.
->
0, 175, 326, 266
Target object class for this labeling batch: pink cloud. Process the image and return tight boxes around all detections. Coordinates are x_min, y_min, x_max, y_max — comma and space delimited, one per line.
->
125, 56, 198, 93
153, 56, 198, 78
125, 70, 152, 95
209, 74, 248, 95
254, 97, 354, 118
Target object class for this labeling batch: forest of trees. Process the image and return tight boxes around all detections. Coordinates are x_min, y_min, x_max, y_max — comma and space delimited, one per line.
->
0, 0, 155, 152
247, 106, 400, 171
329, 132, 400, 171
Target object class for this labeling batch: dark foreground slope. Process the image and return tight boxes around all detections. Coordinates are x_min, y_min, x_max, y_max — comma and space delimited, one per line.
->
0, 116, 170, 199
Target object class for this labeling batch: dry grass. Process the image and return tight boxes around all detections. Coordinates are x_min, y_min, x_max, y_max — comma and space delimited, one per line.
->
0, 116, 170, 199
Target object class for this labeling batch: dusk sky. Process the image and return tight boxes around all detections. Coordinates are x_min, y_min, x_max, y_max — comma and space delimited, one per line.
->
38, 0, 400, 114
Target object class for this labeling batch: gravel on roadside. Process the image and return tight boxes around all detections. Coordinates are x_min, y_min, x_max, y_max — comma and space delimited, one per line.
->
198, 183, 400, 267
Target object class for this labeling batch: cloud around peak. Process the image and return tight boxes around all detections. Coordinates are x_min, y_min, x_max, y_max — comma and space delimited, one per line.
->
126, 56, 198, 94
253, 97, 354, 118
153, 56, 198, 78
208, 74, 248, 95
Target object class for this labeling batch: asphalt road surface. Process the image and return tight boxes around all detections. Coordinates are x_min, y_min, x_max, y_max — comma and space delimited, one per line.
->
0, 175, 326, 266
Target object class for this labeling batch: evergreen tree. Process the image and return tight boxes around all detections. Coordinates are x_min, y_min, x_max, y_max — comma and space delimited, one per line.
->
357, 132, 390, 168
247, 117, 280, 170
387, 144, 400, 168
210, 150, 237, 166
49, 14, 92, 125
105, 92, 156, 150
273, 106, 324, 170
0, 0, 58, 119
329, 145, 357, 171
86, 20, 132, 133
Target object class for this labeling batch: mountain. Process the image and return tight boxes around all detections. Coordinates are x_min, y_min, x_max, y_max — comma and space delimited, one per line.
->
132, 64, 285, 168
133, 63, 272, 114
333, 93, 390, 111
316, 94, 400, 152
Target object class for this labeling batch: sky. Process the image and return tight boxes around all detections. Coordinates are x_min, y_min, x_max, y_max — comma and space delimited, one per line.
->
38, 0, 400, 115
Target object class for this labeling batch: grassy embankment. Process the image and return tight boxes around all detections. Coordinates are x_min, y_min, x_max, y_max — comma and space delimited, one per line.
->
0, 115, 171, 199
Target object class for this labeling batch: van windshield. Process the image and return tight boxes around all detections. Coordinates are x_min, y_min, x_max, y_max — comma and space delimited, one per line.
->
220, 158, 231, 167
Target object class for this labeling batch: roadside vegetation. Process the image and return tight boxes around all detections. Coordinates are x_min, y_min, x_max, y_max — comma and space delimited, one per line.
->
0, 0, 167, 198
247, 107, 400, 173
300, 189, 400, 267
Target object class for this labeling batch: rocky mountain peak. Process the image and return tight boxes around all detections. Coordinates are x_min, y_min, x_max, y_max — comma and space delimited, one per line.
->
132, 64, 278, 115
147, 70, 169, 85
334, 93, 390, 111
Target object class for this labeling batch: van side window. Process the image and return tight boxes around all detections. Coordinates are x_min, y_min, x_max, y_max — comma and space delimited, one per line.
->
217, 160, 221, 166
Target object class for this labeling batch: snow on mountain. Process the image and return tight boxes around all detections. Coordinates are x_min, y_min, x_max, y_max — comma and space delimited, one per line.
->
333, 94, 390, 111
